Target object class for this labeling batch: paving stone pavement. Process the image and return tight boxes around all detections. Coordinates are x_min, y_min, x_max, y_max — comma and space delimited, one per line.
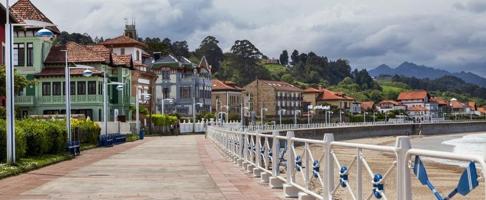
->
0, 135, 284, 200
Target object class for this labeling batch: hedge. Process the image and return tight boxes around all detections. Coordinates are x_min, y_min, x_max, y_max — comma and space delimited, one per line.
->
0, 118, 100, 162
150, 114, 178, 127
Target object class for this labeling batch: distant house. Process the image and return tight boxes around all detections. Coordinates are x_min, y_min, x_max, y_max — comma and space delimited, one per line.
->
397, 90, 438, 121
360, 101, 375, 112
450, 99, 479, 116
243, 80, 303, 118
377, 100, 405, 113
430, 96, 449, 116
211, 79, 243, 121
149, 55, 212, 117
303, 87, 355, 111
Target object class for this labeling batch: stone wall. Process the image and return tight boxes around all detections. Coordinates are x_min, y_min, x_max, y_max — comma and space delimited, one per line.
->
266, 121, 486, 141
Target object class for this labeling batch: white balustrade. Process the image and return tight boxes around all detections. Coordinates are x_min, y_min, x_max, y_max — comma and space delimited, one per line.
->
207, 126, 486, 200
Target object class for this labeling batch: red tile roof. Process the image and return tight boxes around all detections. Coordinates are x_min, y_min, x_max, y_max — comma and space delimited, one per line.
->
259, 80, 303, 92
45, 42, 133, 68
450, 100, 466, 109
101, 35, 147, 48
10, 0, 60, 33
468, 101, 477, 111
397, 90, 428, 101
430, 96, 448, 105
212, 79, 243, 91
34, 67, 103, 77
361, 101, 375, 111
378, 100, 400, 106
45, 42, 106, 64
479, 107, 486, 114
112, 54, 133, 66
304, 87, 354, 101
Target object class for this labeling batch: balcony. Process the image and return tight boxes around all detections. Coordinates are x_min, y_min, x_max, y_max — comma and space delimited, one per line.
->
38, 95, 103, 105
15, 96, 34, 106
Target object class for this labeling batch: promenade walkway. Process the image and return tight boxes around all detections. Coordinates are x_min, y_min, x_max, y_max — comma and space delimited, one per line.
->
0, 135, 283, 200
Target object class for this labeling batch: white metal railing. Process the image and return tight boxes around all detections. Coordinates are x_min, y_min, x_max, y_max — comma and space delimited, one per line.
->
207, 126, 486, 200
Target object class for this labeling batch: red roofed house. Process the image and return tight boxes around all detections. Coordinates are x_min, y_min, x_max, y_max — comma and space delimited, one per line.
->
449, 99, 479, 116
100, 23, 156, 115
377, 100, 405, 113
360, 101, 375, 112
211, 79, 243, 122
397, 90, 439, 121
303, 87, 355, 111
243, 80, 303, 119
17, 40, 135, 121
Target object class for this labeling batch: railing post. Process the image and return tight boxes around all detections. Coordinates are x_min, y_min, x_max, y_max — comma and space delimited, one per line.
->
269, 130, 284, 188
356, 148, 363, 200
284, 131, 299, 198
323, 133, 335, 200
396, 136, 412, 200
253, 132, 262, 177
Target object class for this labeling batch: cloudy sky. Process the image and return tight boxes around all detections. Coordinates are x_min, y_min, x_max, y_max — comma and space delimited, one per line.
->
29, 0, 486, 75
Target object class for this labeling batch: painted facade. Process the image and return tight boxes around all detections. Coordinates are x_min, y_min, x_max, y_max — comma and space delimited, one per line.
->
149, 55, 212, 117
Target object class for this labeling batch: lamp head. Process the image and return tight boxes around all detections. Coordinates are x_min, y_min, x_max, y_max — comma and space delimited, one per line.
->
116, 85, 124, 91
82, 69, 93, 77
35, 28, 54, 41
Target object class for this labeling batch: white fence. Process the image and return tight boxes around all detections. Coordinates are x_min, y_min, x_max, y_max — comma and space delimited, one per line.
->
179, 120, 241, 133
97, 121, 133, 135
207, 126, 486, 199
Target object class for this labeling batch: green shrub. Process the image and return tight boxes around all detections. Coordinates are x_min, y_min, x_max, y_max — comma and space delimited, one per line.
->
18, 119, 51, 156
150, 114, 178, 126
0, 120, 27, 162
72, 119, 100, 145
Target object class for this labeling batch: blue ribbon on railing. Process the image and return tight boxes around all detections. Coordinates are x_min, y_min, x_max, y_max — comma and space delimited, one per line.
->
413, 156, 479, 200
372, 173, 384, 199
340, 166, 349, 188
313, 160, 320, 178
295, 155, 303, 171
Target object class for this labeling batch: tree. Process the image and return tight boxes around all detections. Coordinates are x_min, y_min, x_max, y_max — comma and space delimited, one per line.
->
144, 37, 172, 56
279, 50, 289, 66
290, 49, 299, 65
225, 40, 270, 85
195, 36, 224, 72
0, 67, 32, 95
56, 31, 94, 45
171, 41, 190, 58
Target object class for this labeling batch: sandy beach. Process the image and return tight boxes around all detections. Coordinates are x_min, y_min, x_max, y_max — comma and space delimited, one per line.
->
290, 133, 486, 199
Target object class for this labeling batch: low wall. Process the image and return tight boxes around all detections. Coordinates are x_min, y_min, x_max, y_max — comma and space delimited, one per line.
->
274, 121, 486, 141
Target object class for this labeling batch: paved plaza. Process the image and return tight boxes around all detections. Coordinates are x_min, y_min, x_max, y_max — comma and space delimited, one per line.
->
0, 136, 282, 200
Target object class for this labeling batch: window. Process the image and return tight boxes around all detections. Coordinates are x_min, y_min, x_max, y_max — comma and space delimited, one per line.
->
52, 82, 62, 96
42, 82, 51, 96
162, 71, 170, 80
120, 48, 125, 55
77, 81, 86, 95
163, 87, 170, 98
180, 87, 191, 99
99, 82, 103, 95
88, 81, 97, 95
13, 43, 25, 66
136, 50, 140, 61
70, 81, 76, 95
26, 43, 33, 66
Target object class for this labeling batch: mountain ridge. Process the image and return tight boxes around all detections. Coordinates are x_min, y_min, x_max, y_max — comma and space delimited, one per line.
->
369, 62, 486, 87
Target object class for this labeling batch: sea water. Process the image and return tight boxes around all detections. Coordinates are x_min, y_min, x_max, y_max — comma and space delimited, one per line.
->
441, 134, 486, 166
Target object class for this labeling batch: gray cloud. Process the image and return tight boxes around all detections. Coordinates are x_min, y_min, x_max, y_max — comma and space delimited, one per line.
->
27, 0, 486, 75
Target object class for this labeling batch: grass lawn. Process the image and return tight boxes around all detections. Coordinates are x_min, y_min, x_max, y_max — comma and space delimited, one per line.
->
0, 154, 72, 179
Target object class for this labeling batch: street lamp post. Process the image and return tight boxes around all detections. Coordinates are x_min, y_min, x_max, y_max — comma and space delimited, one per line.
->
307, 105, 313, 124
5, 2, 56, 163
278, 109, 286, 126
260, 107, 267, 126
339, 110, 343, 124
294, 110, 300, 126
135, 90, 151, 136
364, 112, 367, 123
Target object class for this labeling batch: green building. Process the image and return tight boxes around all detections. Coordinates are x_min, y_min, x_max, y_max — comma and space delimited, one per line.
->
12, 0, 135, 121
